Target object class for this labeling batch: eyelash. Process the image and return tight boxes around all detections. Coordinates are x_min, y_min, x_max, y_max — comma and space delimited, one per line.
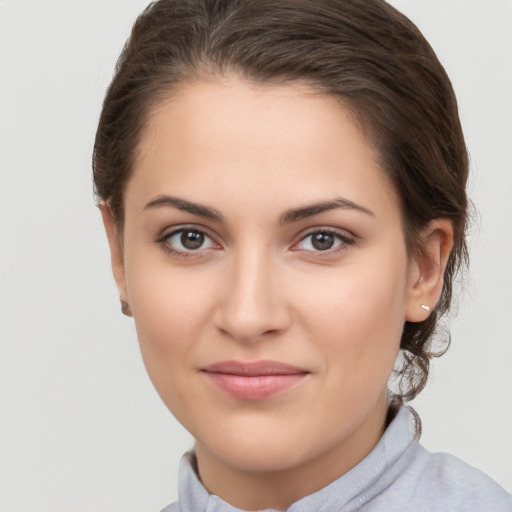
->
156, 226, 219, 257
293, 229, 355, 254
156, 226, 355, 258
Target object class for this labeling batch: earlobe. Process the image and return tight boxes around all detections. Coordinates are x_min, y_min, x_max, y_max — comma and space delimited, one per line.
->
405, 219, 453, 322
100, 203, 128, 304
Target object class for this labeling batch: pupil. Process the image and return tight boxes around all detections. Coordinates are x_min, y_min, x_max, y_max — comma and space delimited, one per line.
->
312, 232, 334, 251
181, 231, 204, 250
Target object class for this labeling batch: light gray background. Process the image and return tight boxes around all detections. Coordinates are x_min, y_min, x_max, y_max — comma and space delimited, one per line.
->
0, 1, 511, 511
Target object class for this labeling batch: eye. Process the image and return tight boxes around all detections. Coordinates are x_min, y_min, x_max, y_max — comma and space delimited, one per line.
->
159, 227, 218, 254
294, 230, 354, 252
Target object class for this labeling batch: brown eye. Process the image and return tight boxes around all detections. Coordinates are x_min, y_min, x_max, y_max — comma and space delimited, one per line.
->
161, 228, 217, 254
181, 230, 204, 250
311, 232, 335, 251
294, 230, 354, 253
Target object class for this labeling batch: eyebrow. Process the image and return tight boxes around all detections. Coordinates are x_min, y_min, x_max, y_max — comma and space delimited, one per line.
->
280, 198, 374, 224
143, 195, 374, 224
143, 195, 224, 221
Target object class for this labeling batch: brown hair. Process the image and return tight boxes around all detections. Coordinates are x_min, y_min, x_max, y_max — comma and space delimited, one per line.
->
93, 0, 469, 403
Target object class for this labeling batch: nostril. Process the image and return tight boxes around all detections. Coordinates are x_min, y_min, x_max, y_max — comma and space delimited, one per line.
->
214, 301, 290, 343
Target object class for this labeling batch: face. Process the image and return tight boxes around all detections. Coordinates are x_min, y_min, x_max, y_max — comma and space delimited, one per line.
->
104, 77, 431, 504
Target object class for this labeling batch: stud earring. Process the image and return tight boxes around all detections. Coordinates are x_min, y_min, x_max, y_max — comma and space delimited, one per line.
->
421, 304, 430, 312
120, 300, 132, 316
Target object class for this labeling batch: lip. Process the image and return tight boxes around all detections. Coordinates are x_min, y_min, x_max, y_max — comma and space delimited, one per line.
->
200, 360, 310, 400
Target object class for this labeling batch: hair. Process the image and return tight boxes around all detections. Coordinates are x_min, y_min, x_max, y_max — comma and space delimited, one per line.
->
93, 0, 469, 404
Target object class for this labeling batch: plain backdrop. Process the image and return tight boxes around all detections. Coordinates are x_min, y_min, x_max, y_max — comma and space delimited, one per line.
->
0, 1, 511, 511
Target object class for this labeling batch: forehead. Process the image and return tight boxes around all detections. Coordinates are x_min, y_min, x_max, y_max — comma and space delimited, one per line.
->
127, 77, 398, 220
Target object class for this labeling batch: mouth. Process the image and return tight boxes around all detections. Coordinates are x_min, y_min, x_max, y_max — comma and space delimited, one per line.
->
200, 360, 310, 400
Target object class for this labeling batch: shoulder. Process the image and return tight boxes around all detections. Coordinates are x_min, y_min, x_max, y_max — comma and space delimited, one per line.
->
390, 443, 512, 511
364, 406, 512, 512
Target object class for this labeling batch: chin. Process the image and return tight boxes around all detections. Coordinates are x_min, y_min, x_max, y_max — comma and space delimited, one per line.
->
192, 413, 337, 474
202, 438, 315, 474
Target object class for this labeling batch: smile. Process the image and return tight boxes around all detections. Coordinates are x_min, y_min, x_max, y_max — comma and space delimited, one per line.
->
200, 360, 310, 400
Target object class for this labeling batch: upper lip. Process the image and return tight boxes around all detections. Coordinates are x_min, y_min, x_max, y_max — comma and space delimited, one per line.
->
201, 360, 309, 376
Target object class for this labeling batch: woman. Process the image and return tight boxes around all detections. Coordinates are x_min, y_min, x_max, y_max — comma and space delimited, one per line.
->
93, 0, 512, 510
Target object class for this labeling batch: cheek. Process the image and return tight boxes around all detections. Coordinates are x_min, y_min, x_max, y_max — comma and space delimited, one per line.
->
293, 255, 408, 378
123, 252, 215, 383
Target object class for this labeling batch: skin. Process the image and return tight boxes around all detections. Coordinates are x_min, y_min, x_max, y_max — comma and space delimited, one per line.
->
102, 77, 453, 511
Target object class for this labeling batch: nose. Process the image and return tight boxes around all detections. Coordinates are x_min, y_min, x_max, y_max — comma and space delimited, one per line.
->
214, 248, 291, 343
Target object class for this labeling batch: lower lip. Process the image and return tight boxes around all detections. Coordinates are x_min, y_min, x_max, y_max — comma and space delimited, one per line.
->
202, 372, 307, 400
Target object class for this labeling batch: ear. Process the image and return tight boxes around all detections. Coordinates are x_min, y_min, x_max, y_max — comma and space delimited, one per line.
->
100, 203, 129, 308
405, 219, 454, 322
